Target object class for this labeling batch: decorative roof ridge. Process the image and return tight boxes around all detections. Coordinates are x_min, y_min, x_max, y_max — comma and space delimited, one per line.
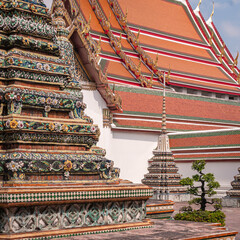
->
52, 0, 123, 111
190, 1, 240, 81
193, 0, 201, 14
92, 32, 219, 68
206, 2, 214, 26
108, 0, 166, 85
186, 0, 240, 76
89, 0, 153, 88
209, 23, 240, 77
174, 0, 187, 6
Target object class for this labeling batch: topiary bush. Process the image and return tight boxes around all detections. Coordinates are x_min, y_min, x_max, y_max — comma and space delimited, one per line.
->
174, 160, 226, 226
180, 160, 221, 211
174, 210, 226, 226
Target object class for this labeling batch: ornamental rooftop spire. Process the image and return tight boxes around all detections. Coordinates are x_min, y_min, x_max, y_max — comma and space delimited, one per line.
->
155, 73, 171, 153
142, 75, 188, 201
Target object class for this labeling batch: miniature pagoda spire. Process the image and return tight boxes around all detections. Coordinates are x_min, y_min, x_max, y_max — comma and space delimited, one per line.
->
155, 73, 171, 153
142, 73, 188, 201
161, 73, 167, 133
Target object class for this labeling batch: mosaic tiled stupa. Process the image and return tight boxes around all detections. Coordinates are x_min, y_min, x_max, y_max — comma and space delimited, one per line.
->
0, 0, 152, 239
142, 80, 188, 202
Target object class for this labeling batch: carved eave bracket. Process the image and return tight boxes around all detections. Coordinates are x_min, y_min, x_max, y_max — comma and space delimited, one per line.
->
108, 0, 165, 85
52, 0, 122, 111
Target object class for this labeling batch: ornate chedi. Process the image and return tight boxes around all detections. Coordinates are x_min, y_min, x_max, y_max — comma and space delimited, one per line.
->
0, 0, 152, 239
142, 78, 188, 202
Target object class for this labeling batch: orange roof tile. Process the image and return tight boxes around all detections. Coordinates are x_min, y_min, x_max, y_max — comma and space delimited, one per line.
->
77, 0, 105, 34
75, 0, 239, 95
138, 34, 213, 60
117, 90, 240, 123
170, 134, 240, 148
118, 0, 203, 42
147, 52, 230, 81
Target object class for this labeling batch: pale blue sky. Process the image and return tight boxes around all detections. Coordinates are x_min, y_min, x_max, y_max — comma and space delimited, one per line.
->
43, 0, 240, 64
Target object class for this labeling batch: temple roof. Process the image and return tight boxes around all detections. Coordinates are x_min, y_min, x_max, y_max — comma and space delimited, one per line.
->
72, 0, 239, 95
169, 129, 240, 163
112, 85, 240, 132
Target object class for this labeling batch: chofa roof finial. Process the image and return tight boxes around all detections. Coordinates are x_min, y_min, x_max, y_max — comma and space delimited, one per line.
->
207, 1, 214, 24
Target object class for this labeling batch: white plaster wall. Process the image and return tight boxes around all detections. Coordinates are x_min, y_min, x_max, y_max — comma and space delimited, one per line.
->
110, 130, 235, 188
111, 131, 159, 183
82, 90, 236, 189
178, 162, 238, 189
82, 90, 113, 158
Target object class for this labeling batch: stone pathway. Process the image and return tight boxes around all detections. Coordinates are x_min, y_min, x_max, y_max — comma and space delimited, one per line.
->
173, 202, 240, 240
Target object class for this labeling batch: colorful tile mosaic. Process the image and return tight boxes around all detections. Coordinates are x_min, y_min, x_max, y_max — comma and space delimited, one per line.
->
0, 0, 152, 238
0, 188, 153, 203
0, 200, 147, 233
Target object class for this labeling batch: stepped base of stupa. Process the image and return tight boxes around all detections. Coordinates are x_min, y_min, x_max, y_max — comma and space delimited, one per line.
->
152, 192, 190, 202
0, 182, 153, 239
222, 196, 240, 208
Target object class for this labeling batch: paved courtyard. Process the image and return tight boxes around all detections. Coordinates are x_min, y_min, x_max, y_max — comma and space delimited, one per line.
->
173, 202, 240, 240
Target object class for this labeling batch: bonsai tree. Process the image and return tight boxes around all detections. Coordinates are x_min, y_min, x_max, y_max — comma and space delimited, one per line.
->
175, 160, 225, 226
180, 160, 221, 211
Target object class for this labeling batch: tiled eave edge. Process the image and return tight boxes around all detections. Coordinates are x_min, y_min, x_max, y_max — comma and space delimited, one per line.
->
113, 84, 240, 105
112, 113, 240, 129
173, 148, 240, 163
174, 156, 240, 163
52, 0, 122, 111
172, 145, 240, 154
0, 184, 153, 206
169, 128, 240, 161
91, 34, 240, 95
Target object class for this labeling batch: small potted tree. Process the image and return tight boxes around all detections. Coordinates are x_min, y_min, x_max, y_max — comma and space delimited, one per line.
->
174, 160, 225, 226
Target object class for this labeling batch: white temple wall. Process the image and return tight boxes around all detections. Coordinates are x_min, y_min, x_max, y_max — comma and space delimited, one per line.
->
178, 162, 237, 189
82, 89, 234, 189
111, 131, 158, 183
82, 89, 113, 156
